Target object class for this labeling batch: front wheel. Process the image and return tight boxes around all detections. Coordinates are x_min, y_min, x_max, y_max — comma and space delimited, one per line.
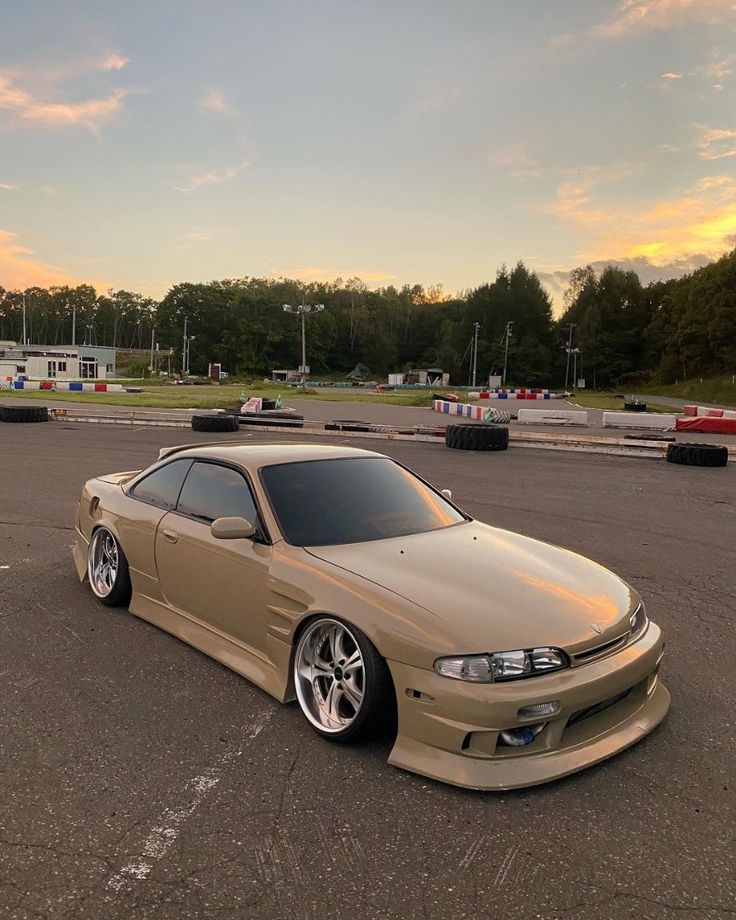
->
294, 617, 394, 742
87, 527, 132, 607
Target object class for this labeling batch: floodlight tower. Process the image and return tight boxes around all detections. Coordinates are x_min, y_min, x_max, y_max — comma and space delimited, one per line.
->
283, 301, 325, 386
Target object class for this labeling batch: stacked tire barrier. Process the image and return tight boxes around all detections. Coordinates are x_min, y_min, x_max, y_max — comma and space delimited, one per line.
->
477, 389, 555, 400
683, 405, 736, 418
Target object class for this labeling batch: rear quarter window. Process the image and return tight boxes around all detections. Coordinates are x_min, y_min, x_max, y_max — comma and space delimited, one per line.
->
129, 459, 192, 510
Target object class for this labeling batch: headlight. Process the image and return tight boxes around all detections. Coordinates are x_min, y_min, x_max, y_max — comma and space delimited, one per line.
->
629, 603, 648, 639
434, 647, 567, 683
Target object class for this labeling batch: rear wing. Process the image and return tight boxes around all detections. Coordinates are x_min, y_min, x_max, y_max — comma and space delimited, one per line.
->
157, 440, 255, 461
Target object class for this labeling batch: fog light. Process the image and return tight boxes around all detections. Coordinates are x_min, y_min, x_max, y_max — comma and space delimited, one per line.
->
518, 701, 561, 719
498, 722, 546, 747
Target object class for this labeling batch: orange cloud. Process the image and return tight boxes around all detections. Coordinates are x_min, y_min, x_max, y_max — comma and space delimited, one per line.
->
0, 52, 134, 130
0, 228, 106, 290
697, 126, 736, 160
487, 144, 542, 180
594, 0, 736, 38
542, 169, 736, 266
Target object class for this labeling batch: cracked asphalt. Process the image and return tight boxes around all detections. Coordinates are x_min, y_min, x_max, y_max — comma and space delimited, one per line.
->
0, 423, 734, 920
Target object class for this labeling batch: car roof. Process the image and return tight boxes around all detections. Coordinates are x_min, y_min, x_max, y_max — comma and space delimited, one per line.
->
159, 442, 384, 472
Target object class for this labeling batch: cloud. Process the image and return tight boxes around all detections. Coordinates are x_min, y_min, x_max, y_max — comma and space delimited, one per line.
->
593, 0, 736, 39
0, 182, 16, 191
660, 71, 683, 79
184, 227, 226, 242
538, 163, 642, 228
553, 1, 736, 47
538, 254, 713, 307
175, 160, 250, 193
199, 89, 238, 116
487, 144, 542, 180
0, 228, 104, 289
697, 126, 736, 160
540, 168, 736, 269
269, 267, 395, 284
0, 53, 135, 130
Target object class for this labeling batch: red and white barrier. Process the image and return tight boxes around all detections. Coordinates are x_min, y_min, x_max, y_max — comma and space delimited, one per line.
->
676, 416, 736, 435
683, 404, 736, 418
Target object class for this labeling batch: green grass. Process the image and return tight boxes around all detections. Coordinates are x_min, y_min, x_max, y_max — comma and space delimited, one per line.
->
569, 392, 675, 413
0, 383, 446, 409
636, 375, 736, 406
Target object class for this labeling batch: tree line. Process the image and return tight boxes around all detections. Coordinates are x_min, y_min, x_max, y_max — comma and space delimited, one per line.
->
1, 249, 734, 386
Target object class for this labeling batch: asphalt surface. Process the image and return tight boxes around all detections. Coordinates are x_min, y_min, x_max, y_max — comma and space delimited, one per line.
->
3, 393, 735, 445
0, 423, 734, 920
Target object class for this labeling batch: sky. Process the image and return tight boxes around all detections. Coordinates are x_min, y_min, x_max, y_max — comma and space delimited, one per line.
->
1, 0, 736, 309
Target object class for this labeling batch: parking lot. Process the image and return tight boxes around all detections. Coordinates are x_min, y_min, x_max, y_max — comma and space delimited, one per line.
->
1, 423, 734, 920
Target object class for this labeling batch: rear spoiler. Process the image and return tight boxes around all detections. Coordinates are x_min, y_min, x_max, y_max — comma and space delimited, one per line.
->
157, 440, 254, 461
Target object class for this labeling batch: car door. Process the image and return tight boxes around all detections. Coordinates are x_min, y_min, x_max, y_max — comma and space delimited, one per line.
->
154, 460, 272, 659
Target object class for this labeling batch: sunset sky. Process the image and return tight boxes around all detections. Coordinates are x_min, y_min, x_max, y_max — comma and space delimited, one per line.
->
1, 0, 735, 308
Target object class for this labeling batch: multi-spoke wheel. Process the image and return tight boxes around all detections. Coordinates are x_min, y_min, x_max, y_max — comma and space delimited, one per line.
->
294, 616, 394, 742
87, 527, 131, 607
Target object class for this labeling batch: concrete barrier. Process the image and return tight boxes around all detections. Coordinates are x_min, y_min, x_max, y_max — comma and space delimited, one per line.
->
603, 411, 677, 430
683, 404, 736, 419
517, 408, 588, 425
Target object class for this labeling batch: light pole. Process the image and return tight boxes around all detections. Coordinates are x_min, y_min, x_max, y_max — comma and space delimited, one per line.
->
563, 323, 576, 390
22, 293, 27, 345
570, 347, 582, 389
182, 316, 188, 378
283, 301, 325, 386
149, 327, 156, 375
502, 320, 514, 386
471, 322, 480, 388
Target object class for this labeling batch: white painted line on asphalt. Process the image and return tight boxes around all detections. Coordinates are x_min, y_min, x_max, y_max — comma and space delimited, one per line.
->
106, 708, 273, 893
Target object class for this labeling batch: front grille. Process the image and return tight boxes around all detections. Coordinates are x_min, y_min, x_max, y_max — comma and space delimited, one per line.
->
567, 688, 632, 727
572, 631, 629, 664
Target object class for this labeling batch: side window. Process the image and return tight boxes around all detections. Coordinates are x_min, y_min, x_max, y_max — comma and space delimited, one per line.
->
130, 459, 192, 509
177, 462, 257, 524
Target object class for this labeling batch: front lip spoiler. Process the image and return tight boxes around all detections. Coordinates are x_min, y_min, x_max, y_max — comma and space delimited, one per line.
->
389, 681, 671, 791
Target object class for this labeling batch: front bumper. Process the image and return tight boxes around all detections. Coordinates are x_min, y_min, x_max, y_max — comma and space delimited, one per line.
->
387, 622, 669, 790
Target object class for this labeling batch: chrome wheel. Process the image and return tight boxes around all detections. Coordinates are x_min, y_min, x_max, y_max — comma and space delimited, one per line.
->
294, 618, 365, 734
88, 528, 119, 599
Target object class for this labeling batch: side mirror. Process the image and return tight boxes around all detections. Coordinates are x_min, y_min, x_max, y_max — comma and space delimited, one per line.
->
440, 489, 453, 500
211, 516, 256, 540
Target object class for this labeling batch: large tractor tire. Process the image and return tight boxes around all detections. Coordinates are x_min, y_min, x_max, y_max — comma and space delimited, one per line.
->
666, 442, 728, 468
190, 414, 239, 433
445, 423, 509, 451
0, 405, 49, 423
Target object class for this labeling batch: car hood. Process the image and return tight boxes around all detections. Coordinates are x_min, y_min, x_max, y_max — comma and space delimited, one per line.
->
306, 521, 637, 656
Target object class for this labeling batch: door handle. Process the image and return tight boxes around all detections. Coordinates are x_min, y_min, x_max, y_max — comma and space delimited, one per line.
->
163, 529, 179, 544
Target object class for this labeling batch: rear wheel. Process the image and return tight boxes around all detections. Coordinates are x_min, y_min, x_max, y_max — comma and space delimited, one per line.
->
87, 528, 132, 607
294, 617, 393, 742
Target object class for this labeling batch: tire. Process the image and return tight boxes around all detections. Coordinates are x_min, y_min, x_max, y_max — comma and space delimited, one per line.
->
325, 419, 372, 432
239, 416, 305, 429
87, 527, 132, 607
445, 423, 509, 451
624, 434, 675, 442
246, 410, 305, 420
624, 402, 647, 412
0, 405, 49, 423
191, 414, 239, 432
666, 442, 728, 468
260, 398, 277, 411
293, 616, 395, 743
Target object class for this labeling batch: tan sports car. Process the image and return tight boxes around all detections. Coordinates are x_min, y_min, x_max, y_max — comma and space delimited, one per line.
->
73, 442, 670, 790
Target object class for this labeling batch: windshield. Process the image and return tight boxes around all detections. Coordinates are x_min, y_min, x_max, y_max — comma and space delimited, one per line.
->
261, 457, 466, 546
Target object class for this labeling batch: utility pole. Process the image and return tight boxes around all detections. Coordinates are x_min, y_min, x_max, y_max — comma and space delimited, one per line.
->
502, 321, 514, 386
471, 322, 480, 388
149, 327, 155, 375
71, 302, 76, 346
283, 301, 325, 387
182, 316, 188, 378
563, 323, 576, 390
22, 293, 27, 345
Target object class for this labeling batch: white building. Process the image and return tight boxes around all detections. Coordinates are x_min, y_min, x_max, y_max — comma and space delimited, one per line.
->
0, 342, 117, 380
